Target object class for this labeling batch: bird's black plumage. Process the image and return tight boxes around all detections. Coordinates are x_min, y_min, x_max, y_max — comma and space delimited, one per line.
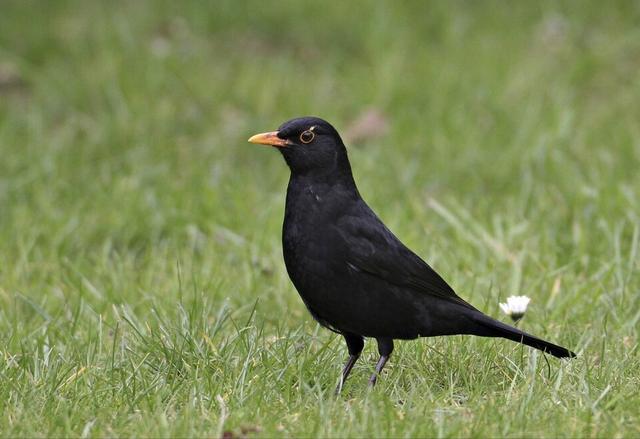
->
249, 116, 576, 390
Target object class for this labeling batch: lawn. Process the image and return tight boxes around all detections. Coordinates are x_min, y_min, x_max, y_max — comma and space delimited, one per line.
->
1, 0, 639, 437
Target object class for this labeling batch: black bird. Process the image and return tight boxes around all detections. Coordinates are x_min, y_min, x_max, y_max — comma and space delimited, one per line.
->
248, 117, 576, 391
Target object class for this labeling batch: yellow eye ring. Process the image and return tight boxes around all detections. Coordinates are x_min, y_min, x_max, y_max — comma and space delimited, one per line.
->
300, 130, 315, 144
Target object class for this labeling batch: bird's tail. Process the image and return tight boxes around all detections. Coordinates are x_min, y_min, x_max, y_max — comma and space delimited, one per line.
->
468, 312, 576, 358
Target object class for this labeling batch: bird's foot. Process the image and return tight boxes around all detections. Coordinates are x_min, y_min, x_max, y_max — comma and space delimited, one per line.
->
368, 352, 390, 388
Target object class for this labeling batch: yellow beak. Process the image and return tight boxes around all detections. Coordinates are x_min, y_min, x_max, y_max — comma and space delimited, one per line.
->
248, 131, 289, 148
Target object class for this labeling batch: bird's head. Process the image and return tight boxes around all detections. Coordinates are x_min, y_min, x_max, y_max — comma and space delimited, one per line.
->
248, 117, 351, 178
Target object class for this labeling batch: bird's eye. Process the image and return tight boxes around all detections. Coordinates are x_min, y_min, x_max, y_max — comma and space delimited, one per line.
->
299, 130, 315, 144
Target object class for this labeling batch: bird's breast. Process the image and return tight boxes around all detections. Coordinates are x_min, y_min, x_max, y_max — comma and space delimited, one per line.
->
282, 183, 349, 287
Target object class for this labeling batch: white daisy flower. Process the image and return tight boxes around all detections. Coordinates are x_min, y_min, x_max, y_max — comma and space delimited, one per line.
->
499, 295, 531, 322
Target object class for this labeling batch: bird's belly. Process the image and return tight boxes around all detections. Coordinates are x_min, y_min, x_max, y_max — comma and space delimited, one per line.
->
283, 244, 424, 339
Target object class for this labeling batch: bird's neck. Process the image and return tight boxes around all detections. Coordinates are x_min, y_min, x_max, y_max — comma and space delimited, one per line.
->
289, 149, 357, 186
284, 167, 361, 225
288, 166, 358, 196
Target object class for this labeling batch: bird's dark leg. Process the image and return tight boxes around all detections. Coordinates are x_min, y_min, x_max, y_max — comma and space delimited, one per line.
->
335, 333, 364, 394
369, 337, 394, 387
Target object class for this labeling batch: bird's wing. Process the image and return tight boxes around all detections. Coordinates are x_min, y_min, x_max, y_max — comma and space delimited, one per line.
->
335, 208, 476, 310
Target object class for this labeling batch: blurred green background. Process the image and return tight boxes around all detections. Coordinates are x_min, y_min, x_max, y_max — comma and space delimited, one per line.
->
1, 1, 639, 437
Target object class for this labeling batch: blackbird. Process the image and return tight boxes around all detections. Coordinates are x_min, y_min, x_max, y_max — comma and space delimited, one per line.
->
248, 116, 576, 391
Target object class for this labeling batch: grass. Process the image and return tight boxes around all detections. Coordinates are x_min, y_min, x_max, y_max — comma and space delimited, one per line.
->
1, 0, 639, 436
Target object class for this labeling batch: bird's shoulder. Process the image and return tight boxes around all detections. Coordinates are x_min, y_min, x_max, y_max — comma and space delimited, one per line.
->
334, 202, 475, 309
